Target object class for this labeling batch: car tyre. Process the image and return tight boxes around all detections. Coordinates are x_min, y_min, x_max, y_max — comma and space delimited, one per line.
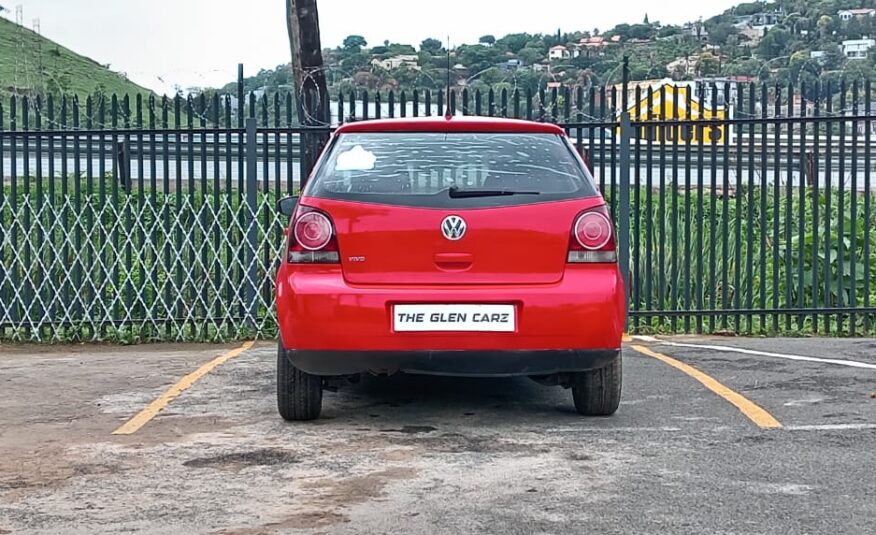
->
277, 343, 323, 421
571, 355, 622, 416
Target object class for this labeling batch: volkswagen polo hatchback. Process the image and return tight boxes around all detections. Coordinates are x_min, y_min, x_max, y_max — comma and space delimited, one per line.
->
275, 116, 625, 420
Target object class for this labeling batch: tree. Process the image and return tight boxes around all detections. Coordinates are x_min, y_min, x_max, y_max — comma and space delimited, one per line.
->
479, 35, 496, 46
758, 27, 791, 59
658, 25, 681, 38
496, 33, 532, 54
725, 57, 760, 77
707, 22, 737, 46
821, 44, 845, 71
342, 35, 367, 52
474, 67, 504, 85
843, 59, 876, 81
339, 51, 369, 71
644, 13, 650, 25
387, 43, 416, 55
611, 23, 656, 41
789, 50, 818, 84
518, 47, 543, 66
420, 38, 443, 54
817, 15, 834, 38
846, 17, 864, 40
457, 44, 503, 74
697, 52, 721, 76
525, 39, 547, 52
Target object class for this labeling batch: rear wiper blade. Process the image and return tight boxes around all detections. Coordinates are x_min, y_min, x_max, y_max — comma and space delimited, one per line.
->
448, 186, 541, 198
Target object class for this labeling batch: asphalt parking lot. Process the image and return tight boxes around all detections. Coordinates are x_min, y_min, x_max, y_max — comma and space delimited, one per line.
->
1, 337, 875, 534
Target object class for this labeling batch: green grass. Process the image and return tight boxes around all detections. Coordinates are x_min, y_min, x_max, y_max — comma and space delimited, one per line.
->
612, 185, 876, 336
0, 17, 154, 101
2, 180, 875, 342
1, 180, 285, 343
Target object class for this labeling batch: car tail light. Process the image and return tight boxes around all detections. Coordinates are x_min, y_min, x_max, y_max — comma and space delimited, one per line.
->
286, 207, 339, 264
568, 205, 617, 264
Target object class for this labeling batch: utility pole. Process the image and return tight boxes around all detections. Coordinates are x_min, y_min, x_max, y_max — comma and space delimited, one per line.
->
33, 18, 41, 76
285, 0, 328, 125
285, 0, 329, 186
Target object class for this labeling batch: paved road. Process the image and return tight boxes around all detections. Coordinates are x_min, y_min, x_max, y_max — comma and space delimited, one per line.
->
1, 338, 874, 534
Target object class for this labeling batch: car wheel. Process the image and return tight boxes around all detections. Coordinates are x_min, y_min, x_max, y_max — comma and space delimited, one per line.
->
277, 343, 323, 421
571, 355, 622, 416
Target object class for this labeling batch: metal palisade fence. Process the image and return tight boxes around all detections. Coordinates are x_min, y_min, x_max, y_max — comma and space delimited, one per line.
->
1, 77, 875, 342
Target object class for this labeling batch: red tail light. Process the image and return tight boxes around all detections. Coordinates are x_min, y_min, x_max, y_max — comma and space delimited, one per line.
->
286, 207, 340, 264
568, 205, 617, 264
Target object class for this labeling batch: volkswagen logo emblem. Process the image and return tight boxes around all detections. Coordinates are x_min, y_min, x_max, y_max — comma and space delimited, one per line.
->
441, 215, 467, 241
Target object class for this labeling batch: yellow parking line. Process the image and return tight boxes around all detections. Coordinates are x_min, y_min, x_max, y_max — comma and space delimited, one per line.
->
622, 333, 632, 342
631, 344, 782, 430
112, 341, 255, 435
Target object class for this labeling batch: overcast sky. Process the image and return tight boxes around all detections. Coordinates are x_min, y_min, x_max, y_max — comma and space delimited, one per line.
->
3, 0, 742, 94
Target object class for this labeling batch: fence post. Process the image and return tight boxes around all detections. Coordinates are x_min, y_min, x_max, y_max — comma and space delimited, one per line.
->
244, 117, 259, 329
619, 111, 632, 330
618, 55, 632, 331
116, 139, 130, 194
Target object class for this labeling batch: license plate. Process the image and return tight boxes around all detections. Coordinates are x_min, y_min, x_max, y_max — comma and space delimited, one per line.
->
393, 304, 516, 332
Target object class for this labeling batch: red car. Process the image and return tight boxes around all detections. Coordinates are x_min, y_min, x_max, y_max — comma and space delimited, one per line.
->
275, 116, 626, 420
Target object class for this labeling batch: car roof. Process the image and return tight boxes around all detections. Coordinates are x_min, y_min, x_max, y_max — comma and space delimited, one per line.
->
334, 115, 566, 135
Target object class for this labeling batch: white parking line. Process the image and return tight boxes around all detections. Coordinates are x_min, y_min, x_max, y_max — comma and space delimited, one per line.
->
632, 336, 876, 371
784, 424, 876, 431
547, 426, 684, 433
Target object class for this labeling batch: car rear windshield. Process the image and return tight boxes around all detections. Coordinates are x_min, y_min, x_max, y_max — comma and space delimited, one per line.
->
304, 132, 598, 208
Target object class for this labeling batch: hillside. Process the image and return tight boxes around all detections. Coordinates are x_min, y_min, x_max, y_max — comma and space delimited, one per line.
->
0, 16, 153, 100
220, 0, 876, 100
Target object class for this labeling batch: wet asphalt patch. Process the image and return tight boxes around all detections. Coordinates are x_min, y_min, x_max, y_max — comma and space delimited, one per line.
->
183, 448, 301, 470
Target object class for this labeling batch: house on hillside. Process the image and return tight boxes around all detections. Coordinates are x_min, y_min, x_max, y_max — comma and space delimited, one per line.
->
667, 56, 698, 77
842, 38, 876, 59
737, 25, 767, 46
579, 36, 607, 57
549, 45, 570, 60
838, 8, 876, 22
452, 63, 469, 81
682, 22, 709, 43
580, 36, 606, 49
735, 8, 785, 29
371, 54, 420, 70
500, 59, 522, 72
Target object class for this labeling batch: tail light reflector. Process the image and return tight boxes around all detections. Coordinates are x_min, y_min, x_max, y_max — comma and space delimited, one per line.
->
295, 212, 332, 250
287, 208, 339, 264
568, 205, 617, 264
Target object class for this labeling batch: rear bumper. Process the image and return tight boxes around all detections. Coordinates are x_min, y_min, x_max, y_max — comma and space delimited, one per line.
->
285, 348, 620, 377
276, 264, 625, 356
